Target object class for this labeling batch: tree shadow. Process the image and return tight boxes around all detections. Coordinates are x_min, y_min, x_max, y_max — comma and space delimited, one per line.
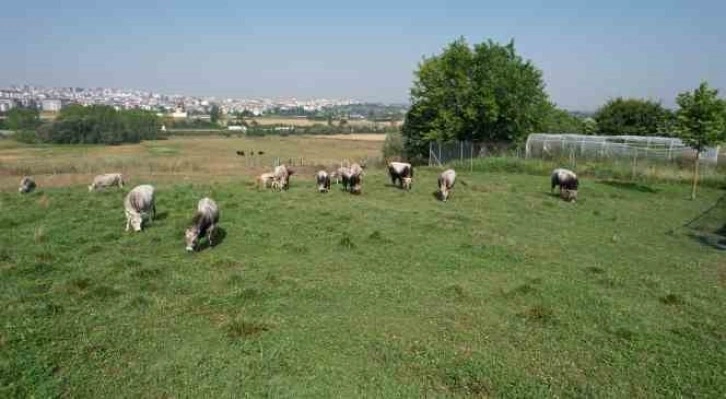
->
687, 221, 726, 250
600, 180, 659, 194
688, 232, 726, 250
197, 227, 227, 252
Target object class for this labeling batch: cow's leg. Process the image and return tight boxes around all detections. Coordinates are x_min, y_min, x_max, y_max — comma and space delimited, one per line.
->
208, 224, 216, 247
125, 213, 131, 231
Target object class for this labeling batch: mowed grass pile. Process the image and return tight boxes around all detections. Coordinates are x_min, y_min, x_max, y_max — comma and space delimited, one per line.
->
1, 169, 725, 397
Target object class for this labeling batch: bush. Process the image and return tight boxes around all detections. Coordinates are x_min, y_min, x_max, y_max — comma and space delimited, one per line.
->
12, 130, 39, 144
382, 131, 404, 160
35, 105, 163, 145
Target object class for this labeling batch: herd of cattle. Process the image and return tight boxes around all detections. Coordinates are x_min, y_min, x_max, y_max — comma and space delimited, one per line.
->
15, 164, 579, 251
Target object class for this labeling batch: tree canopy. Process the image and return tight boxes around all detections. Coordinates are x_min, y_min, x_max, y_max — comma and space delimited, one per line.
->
401, 37, 551, 161
675, 82, 726, 199
594, 98, 674, 136
32, 105, 162, 145
6, 107, 40, 131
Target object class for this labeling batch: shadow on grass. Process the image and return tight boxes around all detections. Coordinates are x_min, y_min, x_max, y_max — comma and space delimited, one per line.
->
600, 180, 660, 193
431, 191, 445, 201
688, 232, 726, 250
154, 211, 169, 221
195, 227, 227, 252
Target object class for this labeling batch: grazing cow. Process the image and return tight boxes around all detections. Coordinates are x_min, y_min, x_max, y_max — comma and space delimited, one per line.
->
388, 162, 413, 190
348, 163, 364, 194
273, 164, 295, 190
315, 170, 331, 193
334, 167, 351, 190
256, 172, 281, 191
551, 168, 579, 201
258, 151, 264, 155
88, 173, 124, 192
185, 197, 220, 252
236, 150, 245, 156
18, 176, 36, 194
438, 169, 457, 202
124, 184, 156, 232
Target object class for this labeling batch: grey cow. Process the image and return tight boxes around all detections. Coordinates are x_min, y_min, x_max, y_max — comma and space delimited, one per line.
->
124, 184, 156, 232
185, 197, 220, 252
19, 176, 36, 194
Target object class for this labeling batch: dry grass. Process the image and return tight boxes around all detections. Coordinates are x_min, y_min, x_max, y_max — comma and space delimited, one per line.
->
251, 117, 403, 127
0, 136, 382, 191
311, 134, 387, 142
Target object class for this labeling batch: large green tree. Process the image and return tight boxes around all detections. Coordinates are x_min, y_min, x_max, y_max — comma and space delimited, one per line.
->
594, 97, 674, 136
542, 107, 586, 134
401, 38, 550, 161
6, 107, 40, 131
675, 82, 726, 199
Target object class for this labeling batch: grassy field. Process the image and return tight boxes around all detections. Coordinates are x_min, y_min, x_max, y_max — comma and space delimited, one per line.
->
0, 136, 382, 190
1, 153, 725, 397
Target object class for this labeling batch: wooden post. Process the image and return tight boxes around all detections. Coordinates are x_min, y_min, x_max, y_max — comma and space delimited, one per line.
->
691, 151, 700, 200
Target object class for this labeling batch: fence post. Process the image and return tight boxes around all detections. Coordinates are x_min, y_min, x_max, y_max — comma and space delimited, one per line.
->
438, 142, 442, 166
428, 142, 432, 166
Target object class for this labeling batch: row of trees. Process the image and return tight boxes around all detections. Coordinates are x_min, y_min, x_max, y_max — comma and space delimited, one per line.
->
12, 105, 162, 145
400, 37, 726, 198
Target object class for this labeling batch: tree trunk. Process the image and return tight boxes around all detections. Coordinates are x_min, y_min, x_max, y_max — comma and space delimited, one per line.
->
691, 151, 700, 200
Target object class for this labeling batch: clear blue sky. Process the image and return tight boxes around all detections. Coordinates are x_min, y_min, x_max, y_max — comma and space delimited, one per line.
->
2, 0, 725, 110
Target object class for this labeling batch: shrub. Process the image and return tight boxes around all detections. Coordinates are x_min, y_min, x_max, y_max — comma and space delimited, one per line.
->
382, 131, 404, 161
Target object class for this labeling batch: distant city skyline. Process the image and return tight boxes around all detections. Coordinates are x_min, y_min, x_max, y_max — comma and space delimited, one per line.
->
3, 1, 725, 110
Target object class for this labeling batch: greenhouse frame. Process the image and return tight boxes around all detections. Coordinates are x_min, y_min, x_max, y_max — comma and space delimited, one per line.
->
525, 134, 720, 164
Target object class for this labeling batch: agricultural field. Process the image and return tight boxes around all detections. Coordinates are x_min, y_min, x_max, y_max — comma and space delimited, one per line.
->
251, 116, 403, 128
0, 136, 382, 190
1, 137, 725, 397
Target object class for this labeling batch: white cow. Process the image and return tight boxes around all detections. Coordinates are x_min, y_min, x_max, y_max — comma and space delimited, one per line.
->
124, 185, 156, 232
438, 169, 457, 202
89, 173, 125, 191
315, 170, 331, 193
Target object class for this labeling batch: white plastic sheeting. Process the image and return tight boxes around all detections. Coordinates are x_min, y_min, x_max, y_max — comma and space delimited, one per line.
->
525, 133, 719, 164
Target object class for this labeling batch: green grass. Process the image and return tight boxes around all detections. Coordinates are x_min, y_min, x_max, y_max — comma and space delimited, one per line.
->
1, 169, 725, 397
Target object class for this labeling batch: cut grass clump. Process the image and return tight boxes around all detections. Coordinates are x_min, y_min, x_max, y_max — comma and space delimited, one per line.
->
660, 293, 685, 306
224, 319, 270, 340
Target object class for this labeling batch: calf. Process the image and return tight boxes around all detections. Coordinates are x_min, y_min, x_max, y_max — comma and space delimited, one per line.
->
256, 172, 282, 191
185, 197, 220, 252
438, 169, 457, 202
18, 176, 36, 194
88, 173, 125, 192
124, 184, 156, 232
551, 168, 579, 201
316, 170, 331, 193
388, 162, 413, 190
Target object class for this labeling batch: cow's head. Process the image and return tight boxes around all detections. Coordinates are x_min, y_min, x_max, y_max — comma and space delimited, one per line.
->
440, 184, 449, 202
402, 177, 412, 190
130, 213, 144, 232
561, 189, 577, 202
185, 226, 200, 251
